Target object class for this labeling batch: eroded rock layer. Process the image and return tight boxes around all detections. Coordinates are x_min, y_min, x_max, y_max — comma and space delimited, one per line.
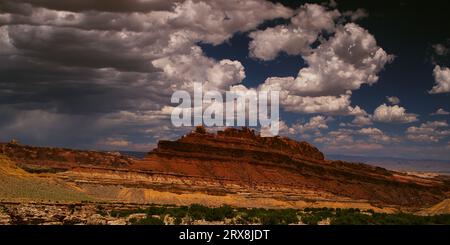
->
1, 127, 449, 210
134, 127, 450, 207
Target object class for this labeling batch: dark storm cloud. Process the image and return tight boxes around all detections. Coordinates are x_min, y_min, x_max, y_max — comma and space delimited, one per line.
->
1, 0, 182, 13
0, 19, 171, 115
0, 0, 292, 149
6, 25, 158, 72
1, 8, 164, 32
0, 1, 34, 15
0, 58, 168, 114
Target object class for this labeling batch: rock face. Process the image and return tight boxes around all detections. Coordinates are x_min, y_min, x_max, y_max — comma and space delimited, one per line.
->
133, 127, 449, 207
137, 127, 325, 172
0, 202, 141, 225
1, 127, 449, 210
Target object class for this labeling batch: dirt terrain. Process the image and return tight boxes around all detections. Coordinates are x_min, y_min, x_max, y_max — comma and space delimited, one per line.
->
1, 127, 449, 215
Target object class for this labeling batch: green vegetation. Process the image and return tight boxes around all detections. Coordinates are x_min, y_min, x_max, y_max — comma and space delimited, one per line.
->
301, 207, 450, 225
105, 204, 450, 225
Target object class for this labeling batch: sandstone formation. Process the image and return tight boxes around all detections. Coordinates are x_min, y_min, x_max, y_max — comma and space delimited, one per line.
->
135, 127, 449, 207
1, 127, 449, 212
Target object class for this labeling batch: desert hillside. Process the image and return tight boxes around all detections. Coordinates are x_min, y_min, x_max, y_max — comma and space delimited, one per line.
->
1, 127, 449, 214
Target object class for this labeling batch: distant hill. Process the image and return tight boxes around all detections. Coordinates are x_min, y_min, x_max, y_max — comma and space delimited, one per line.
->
119, 151, 147, 159
328, 154, 450, 174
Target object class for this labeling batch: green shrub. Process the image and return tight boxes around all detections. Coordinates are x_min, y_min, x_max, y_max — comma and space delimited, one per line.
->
188, 204, 210, 220
166, 206, 188, 219
145, 205, 167, 215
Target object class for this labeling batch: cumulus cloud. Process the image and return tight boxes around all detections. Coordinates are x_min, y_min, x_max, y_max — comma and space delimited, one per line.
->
351, 114, 373, 126
260, 120, 289, 137
256, 23, 393, 97
293, 116, 330, 131
315, 126, 398, 154
406, 121, 450, 143
261, 116, 332, 137
289, 23, 393, 96
282, 93, 353, 114
357, 127, 396, 143
251, 10, 393, 126
429, 65, 450, 94
249, 3, 339, 60
260, 78, 371, 118
386, 96, 400, 105
373, 104, 418, 123
431, 108, 450, 116
152, 46, 246, 90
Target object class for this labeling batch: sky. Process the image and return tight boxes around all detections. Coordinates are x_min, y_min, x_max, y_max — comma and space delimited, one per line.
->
0, 0, 450, 160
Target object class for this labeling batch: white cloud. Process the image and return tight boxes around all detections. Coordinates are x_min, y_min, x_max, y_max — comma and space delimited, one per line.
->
98, 137, 131, 148
351, 114, 373, 126
249, 25, 317, 61
429, 65, 450, 94
315, 126, 397, 153
254, 18, 393, 124
152, 46, 245, 90
260, 120, 289, 137
257, 23, 393, 97
261, 116, 331, 137
290, 4, 339, 33
373, 104, 418, 123
357, 127, 396, 143
358, 127, 383, 135
287, 23, 393, 96
282, 93, 353, 114
406, 121, 450, 143
386, 96, 400, 105
249, 3, 339, 60
431, 108, 450, 116
168, 0, 293, 45
291, 115, 331, 134
260, 80, 368, 117
315, 129, 354, 145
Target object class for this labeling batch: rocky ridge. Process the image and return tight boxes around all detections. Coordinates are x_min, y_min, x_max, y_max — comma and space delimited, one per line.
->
0, 127, 449, 212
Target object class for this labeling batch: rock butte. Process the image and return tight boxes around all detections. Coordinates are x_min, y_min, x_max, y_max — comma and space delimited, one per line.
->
1, 126, 450, 211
